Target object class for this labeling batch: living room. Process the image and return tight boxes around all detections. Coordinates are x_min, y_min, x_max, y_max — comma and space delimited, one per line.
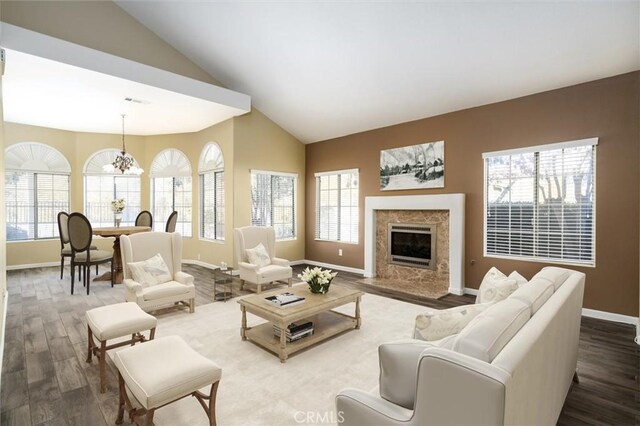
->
0, 1, 638, 425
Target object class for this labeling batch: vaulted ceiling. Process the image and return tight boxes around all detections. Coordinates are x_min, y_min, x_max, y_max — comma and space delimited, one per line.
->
117, 1, 640, 143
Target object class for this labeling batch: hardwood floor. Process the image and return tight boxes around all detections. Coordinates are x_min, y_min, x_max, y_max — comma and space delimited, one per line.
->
1, 264, 638, 425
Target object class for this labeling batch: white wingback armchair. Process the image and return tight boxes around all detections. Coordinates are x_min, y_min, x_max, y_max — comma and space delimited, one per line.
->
120, 232, 196, 313
234, 226, 292, 294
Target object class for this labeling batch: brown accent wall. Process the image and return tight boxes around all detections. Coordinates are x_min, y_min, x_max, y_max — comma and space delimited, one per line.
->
305, 72, 640, 317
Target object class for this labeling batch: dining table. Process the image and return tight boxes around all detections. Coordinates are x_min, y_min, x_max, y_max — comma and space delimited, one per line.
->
92, 225, 151, 284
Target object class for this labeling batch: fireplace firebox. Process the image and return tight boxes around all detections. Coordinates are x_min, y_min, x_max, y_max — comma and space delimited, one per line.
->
387, 223, 436, 270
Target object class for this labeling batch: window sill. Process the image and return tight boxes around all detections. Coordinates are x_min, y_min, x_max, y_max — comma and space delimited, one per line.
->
484, 253, 595, 269
7, 238, 58, 244
276, 237, 297, 242
314, 238, 359, 245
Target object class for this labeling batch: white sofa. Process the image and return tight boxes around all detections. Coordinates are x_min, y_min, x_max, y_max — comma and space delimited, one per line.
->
120, 232, 196, 313
336, 267, 585, 426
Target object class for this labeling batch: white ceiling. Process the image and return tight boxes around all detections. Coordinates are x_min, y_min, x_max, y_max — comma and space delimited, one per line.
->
117, 1, 640, 143
2, 48, 248, 136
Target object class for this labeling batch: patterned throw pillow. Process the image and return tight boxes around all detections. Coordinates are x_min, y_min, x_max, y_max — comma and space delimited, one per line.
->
477, 267, 518, 304
128, 253, 172, 287
414, 303, 491, 341
246, 243, 271, 267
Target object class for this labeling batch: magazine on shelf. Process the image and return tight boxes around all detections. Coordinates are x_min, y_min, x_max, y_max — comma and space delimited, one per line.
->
273, 321, 314, 342
265, 292, 306, 308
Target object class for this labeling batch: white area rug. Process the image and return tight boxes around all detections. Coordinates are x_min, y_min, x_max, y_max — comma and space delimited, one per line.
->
117, 291, 426, 426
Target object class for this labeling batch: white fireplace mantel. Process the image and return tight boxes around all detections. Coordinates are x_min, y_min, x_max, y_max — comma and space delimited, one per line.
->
364, 194, 466, 295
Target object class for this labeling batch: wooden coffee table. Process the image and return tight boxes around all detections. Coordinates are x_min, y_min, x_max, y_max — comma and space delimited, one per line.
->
238, 285, 363, 363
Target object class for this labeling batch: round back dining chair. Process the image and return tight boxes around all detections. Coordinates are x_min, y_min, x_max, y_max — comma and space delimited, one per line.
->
135, 210, 153, 228
68, 213, 114, 295
165, 211, 178, 233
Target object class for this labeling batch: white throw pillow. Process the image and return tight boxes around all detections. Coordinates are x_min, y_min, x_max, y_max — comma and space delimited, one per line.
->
477, 267, 518, 304
508, 271, 529, 287
246, 243, 271, 267
414, 303, 491, 341
128, 254, 172, 288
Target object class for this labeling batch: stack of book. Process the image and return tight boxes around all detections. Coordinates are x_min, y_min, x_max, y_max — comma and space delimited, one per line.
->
273, 321, 314, 342
265, 292, 306, 308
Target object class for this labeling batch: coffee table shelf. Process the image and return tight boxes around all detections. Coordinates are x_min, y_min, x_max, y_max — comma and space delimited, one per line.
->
245, 311, 358, 357
238, 285, 363, 363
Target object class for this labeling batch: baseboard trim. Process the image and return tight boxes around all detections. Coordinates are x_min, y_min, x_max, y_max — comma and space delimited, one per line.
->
297, 259, 365, 275
0, 290, 8, 392
6, 261, 59, 270
581, 308, 638, 326
463, 288, 479, 296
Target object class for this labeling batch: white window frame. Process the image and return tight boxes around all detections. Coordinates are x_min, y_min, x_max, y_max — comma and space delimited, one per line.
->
483, 138, 598, 267
5, 142, 71, 242
199, 143, 225, 241
314, 168, 359, 244
250, 169, 298, 241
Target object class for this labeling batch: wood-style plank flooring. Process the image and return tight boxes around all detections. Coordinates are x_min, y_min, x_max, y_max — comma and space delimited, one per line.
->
1, 264, 638, 425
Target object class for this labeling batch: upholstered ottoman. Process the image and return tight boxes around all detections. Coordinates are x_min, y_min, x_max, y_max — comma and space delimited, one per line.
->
86, 302, 157, 393
113, 335, 222, 426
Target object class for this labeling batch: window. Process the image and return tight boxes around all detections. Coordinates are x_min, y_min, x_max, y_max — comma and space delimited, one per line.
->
150, 149, 192, 236
484, 138, 597, 266
5, 143, 71, 241
315, 169, 359, 243
199, 143, 225, 240
84, 149, 141, 227
251, 170, 297, 240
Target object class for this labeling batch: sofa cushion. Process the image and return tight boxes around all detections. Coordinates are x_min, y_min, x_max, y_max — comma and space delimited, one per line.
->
477, 267, 518, 304
532, 267, 571, 290
508, 271, 528, 287
453, 298, 531, 362
246, 243, 271, 267
128, 253, 172, 288
142, 281, 191, 301
414, 303, 491, 341
508, 279, 555, 315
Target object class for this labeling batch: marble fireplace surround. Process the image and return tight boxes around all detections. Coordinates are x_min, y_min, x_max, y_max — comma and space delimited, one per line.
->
364, 194, 466, 295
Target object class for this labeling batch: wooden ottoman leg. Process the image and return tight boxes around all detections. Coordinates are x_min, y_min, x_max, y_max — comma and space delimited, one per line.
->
189, 298, 195, 313
149, 327, 156, 341
99, 340, 107, 393
193, 381, 220, 426
145, 409, 155, 426
86, 326, 93, 363
116, 372, 125, 425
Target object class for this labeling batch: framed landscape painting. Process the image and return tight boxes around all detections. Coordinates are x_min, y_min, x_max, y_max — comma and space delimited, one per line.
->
380, 141, 444, 190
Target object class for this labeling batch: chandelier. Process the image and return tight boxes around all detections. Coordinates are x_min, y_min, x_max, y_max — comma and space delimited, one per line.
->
103, 114, 143, 175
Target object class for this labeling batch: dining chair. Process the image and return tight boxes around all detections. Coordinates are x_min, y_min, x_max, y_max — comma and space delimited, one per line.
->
165, 211, 178, 233
68, 212, 114, 295
135, 210, 153, 228
57, 211, 98, 279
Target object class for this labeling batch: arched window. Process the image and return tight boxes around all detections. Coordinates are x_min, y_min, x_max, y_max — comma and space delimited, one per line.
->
84, 149, 142, 227
149, 149, 192, 236
199, 143, 224, 240
5, 142, 71, 241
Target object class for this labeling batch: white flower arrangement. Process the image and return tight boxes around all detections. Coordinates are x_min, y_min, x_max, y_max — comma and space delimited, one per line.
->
111, 198, 126, 213
298, 266, 337, 294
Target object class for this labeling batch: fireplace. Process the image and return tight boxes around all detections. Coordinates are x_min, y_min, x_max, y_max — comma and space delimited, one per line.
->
388, 223, 436, 270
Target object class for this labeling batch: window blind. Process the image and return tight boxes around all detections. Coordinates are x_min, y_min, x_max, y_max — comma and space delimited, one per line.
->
152, 176, 193, 237
5, 171, 70, 241
315, 169, 359, 243
200, 170, 224, 240
251, 171, 296, 240
484, 140, 596, 265
85, 175, 141, 227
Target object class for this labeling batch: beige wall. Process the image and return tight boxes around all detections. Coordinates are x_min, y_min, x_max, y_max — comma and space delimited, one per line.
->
1, 1, 220, 86
306, 72, 640, 317
4, 115, 307, 268
233, 110, 306, 261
